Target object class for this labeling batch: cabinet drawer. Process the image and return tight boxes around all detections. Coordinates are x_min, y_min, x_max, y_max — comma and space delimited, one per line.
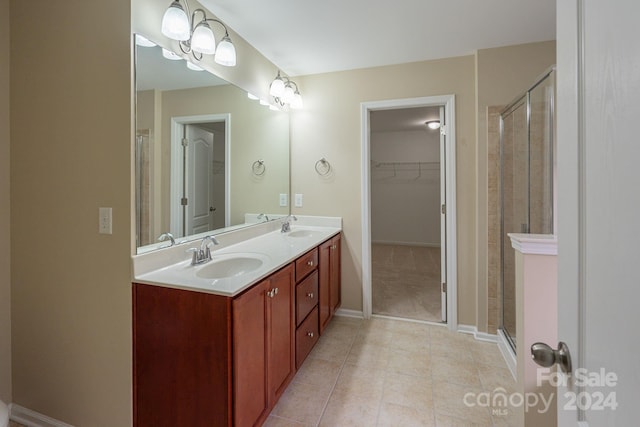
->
296, 306, 319, 369
296, 270, 318, 326
295, 248, 318, 282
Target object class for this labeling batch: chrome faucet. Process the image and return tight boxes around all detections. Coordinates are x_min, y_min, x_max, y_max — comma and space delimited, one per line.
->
188, 235, 219, 265
281, 215, 297, 233
157, 232, 175, 247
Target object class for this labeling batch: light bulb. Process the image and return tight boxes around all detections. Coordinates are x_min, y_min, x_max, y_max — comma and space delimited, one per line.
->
214, 36, 236, 66
161, 1, 190, 41
282, 84, 295, 104
135, 34, 156, 47
191, 21, 216, 55
426, 120, 441, 130
291, 91, 303, 109
186, 61, 204, 71
162, 48, 182, 60
270, 75, 285, 97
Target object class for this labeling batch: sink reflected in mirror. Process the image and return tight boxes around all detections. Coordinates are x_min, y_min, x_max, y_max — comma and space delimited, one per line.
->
195, 254, 268, 279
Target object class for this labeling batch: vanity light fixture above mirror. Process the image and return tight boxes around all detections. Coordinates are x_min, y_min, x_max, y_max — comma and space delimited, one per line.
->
270, 71, 303, 109
161, 0, 237, 67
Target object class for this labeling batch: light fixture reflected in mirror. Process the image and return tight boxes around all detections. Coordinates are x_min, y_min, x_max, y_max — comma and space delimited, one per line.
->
270, 71, 303, 109
161, 0, 237, 66
425, 120, 441, 130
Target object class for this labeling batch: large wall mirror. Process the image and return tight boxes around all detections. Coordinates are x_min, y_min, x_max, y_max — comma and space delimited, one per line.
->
134, 35, 290, 253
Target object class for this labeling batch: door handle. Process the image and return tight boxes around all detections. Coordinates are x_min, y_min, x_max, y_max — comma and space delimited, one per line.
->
531, 341, 572, 374
209, 207, 216, 212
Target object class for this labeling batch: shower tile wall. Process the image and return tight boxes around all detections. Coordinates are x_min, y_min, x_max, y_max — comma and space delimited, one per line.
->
487, 107, 502, 334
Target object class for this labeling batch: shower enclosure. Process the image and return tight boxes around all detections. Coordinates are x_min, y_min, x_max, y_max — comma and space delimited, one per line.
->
499, 68, 555, 352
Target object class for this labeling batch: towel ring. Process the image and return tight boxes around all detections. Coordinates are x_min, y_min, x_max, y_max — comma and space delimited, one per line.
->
315, 158, 331, 176
252, 160, 266, 176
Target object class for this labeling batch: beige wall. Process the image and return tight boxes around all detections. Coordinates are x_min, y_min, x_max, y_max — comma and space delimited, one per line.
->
475, 41, 556, 332
10, 0, 132, 424
290, 56, 478, 324
0, 0, 11, 404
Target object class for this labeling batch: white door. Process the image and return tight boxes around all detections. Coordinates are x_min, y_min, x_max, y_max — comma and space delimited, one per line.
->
555, 1, 640, 425
439, 106, 447, 322
185, 124, 215, 235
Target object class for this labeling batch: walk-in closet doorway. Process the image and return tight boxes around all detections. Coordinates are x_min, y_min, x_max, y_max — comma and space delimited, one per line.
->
361, 95, 457, 329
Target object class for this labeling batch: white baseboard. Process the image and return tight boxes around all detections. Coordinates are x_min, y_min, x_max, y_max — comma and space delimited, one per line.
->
457, 325, 500, 343
334, 308, 364, 319
497, 328, 517, 381
9, 404, 74, 427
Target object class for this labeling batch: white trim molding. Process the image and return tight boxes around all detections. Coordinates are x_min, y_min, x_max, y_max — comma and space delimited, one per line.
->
335, 308, 364, 319
361, 95, 458, 331
508, 233, 558, 255
497, 328, 517, 380
10, 404, 74, 427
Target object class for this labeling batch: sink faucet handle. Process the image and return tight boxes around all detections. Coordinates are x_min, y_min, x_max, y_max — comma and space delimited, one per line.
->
158, 232, 176, 247
186, 247, 199, 265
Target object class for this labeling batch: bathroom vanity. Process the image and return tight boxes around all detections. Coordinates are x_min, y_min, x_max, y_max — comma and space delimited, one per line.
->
131, 220, 341, 427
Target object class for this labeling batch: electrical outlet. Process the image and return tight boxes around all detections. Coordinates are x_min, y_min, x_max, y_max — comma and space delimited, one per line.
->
279, 193, 288, 207
295, 193, 303, 208
99, 207, 112, 234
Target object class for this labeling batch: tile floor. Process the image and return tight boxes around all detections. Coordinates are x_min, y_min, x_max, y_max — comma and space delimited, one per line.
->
8, 318, 517, 427
372, 244, 443, 322
267, 316, 518, 426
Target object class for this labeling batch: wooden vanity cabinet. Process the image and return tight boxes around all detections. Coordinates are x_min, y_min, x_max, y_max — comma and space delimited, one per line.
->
233, 264, 294, 427
319, 234, 341, 334
133, 233, 341, 427
133, 264, 294, 427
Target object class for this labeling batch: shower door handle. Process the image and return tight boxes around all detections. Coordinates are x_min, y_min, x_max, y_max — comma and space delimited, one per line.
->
531, 341, 572, 374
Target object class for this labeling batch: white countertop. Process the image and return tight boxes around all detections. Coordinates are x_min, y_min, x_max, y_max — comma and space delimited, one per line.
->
132, 217, 341, 297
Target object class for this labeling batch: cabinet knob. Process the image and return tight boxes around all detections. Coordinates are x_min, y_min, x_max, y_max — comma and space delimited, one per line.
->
266, 288, 279, 298
307, 292, 314, 299
306, 260, 314, 267
331, 245, 337, 250
307, 331, 314, 338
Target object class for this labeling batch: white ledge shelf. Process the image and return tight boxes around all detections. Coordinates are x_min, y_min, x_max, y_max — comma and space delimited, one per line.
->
508, 233, 557, 255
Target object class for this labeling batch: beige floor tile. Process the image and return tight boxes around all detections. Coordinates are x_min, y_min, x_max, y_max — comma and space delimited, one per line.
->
432, 381, 493, 425
263, 415, 311, 426
294, 358, 343, 392
271, 381, 331, 425
388, 348, 432, 378
321, 319, 361, 344
382, 372, 434, 409
476, 362, 517, 393
435, 413, 494, 427
378, 402, 437, 427
470, 341, 506, 368
334, 363, 386, 401
346, 341, 391, 370
354, 327, 395, 347
309, 335, 353, 364
319, 389, 380, 427
391, 329, 430, 351
431, 355, 483, 388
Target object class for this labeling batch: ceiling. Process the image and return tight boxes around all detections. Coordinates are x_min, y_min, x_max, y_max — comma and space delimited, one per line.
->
200, 0, 556, 76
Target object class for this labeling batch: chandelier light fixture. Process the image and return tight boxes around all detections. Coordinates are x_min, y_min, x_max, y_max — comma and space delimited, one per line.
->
269, 71, 303, 109
161, 0, 237, 66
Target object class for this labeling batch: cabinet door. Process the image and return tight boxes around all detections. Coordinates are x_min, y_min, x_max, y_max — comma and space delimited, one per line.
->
233, 280, 268, 427
318, 239, 332, 334
266, 265, 295, 405
329, 234, 341, 313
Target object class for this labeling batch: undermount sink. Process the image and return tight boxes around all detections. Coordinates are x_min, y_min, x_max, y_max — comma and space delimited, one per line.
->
196, 254, 266, 279
286, 229, 315, 238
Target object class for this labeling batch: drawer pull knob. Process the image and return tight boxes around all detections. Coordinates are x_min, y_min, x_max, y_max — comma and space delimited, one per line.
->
307, 292, 314, 299
266, 288, 279, 298
307, 260, 314, 266
307, 331, 314, 338
331, 245, 337, 250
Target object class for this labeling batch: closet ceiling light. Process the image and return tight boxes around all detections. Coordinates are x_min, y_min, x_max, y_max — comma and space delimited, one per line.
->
426, 120, 441, 130
161, 0, 237, 66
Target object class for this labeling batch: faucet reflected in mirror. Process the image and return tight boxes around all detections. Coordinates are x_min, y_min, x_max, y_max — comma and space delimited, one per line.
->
134, 35, 291, 253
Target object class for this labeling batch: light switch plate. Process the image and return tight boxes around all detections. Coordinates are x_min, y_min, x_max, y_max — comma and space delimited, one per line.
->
99, 207, 112, 234
279, 193, 288, 207
294, 193, 303, 208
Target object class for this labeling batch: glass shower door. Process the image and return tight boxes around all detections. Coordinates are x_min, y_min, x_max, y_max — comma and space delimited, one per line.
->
500, 97, 529, 350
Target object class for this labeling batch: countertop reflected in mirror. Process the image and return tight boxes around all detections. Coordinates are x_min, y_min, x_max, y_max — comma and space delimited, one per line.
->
134, 35, 290, 254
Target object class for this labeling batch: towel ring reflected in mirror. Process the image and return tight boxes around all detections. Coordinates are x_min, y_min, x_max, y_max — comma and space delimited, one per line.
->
315, 158, 331, 176
252, 159, 266, 176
